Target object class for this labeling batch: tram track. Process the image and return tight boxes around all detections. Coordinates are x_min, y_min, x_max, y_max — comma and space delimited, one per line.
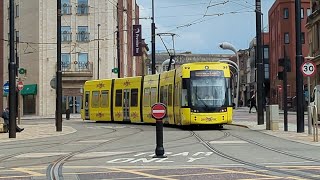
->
46, 127, 145, 180
0, 128, 118, 163
193, 131, 319, 180
229, 132, 320, 164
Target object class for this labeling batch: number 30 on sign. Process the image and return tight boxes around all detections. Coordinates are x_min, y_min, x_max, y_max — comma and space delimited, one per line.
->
301, 61, 316, 77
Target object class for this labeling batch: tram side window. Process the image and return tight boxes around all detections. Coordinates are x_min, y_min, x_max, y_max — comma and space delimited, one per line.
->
168, 84, 173, 106
85, 91, 89, 108
182, 79, 189, 107
131, 89, 138, 107
174, 84, 178, 106
115, 90, 122, 107
101, 90, 109, 108
150, 87, 157, 105
160, 86, 168, 105
92, 91, 100, 108
144, 88, 150, 107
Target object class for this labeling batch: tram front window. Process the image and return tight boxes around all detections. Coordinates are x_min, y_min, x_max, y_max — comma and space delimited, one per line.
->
190, 76, 229, 112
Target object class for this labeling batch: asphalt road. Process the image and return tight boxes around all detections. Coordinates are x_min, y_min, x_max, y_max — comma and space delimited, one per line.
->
0, 117, 320, 180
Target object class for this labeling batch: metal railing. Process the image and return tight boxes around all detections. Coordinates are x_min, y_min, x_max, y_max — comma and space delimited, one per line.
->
76, 32, 90, 42
61, 61, 93, 73
77, 4, 89, 15
62, 4, 72, 15
62, 32, 72, 42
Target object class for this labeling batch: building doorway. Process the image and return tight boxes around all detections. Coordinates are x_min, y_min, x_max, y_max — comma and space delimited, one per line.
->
63, 96, 82, 114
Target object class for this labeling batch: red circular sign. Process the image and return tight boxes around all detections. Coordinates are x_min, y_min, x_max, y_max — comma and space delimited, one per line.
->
301, 61, 316, 77
17, 81, 24, 91
151, 103, 167, 120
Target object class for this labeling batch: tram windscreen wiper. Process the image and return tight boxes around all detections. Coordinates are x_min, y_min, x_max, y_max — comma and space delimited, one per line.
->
195, 86, 209, 109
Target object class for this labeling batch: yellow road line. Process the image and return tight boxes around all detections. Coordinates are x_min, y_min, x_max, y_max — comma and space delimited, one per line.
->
11, 168, 44, 177
108, 167, 177, 180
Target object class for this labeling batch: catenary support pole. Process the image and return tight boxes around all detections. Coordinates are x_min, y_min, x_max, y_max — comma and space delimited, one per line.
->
295, 0, 304, 133
117, 4, 121, 78
97, 24, 100, 79
151, 0, 156, 74
9, 0, 16, 138
255, 0, 264, 125
56, 0, 62, 132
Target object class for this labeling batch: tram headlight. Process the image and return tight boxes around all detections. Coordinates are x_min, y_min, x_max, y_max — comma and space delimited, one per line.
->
220, 108, 227, 112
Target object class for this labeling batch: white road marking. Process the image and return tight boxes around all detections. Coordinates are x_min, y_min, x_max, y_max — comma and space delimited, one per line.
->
74, 152, 132, 158
78, 140, 112, 143
15, 153, 69, 158
209, 141, 248, 144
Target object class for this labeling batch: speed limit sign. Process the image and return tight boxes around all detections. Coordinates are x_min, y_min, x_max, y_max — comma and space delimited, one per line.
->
301, 61, 316, 77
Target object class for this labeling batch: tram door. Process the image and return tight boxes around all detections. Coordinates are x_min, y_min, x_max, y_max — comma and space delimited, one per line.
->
84, 92, 90, 119
123, 89, 130, 121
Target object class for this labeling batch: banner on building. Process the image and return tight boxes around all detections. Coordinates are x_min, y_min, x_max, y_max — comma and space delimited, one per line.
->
133, 25, 142, 56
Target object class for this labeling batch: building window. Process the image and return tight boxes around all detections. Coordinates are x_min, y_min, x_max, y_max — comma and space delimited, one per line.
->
307, 8, 311, 17
15, 31, 19, 42
318, 23, 320, 49
61, 0, 72, 15
61, 53, 71, 70
284, 32, 290, 44
301, 32, 305, 44
15, 4, 19, 17
301, 8, 304, 19
77, 0, 89, 15
284, 8, 289, 19
77, 26, 89, 42
78, 53, 89, 70
61, 26, 72, 42
263, 47, 269, 59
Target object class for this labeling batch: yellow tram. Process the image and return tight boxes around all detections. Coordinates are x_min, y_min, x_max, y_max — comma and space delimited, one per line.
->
81, 62, 233, 126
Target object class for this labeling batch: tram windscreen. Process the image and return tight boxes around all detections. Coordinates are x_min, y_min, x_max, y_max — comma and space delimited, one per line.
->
190, 70, 231, 111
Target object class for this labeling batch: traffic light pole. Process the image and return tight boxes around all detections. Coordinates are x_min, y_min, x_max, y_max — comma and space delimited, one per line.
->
295, 0, 304, 133
9, 0, 16, 138
56, 0, 62, 132
255, 0, 264, 125
283, 47, 288, 131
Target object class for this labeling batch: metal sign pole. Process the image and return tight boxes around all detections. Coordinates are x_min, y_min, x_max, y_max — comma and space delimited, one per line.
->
308, 76, 312, 135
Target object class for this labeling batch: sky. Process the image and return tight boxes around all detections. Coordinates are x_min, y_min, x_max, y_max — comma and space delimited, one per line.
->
136, 0, 275, 54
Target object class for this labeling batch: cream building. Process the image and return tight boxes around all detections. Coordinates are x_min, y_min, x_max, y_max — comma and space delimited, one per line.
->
3, 0, 140, 116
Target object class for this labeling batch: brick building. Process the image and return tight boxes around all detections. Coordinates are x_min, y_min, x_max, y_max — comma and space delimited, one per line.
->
268, 0, 310, 105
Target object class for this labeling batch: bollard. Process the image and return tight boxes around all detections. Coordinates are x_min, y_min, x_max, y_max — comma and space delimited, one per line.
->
312, 106, 319, 142
266, 105, 279, 130
308, 106, 312, 135
66, 109, 70, 120
266, 105, 270, 130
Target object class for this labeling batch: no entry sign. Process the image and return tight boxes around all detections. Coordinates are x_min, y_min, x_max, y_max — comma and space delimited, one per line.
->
151, 103, 167, 120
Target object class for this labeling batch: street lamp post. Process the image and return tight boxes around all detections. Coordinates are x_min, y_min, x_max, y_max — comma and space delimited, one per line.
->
97, 24, 100, 79
219, 42, 240, 109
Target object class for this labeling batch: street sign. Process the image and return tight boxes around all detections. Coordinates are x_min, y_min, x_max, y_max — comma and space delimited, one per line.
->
151, 103, 167, 120
112, 68, 119, 74
18, 68, 26, 75
17, 81, 24, 91
50, 77, 56, 89
3, 81, 9, 93
301, 61, 316, 77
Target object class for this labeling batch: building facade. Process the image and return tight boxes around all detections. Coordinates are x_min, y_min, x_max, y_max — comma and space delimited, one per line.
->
0, 1, 3, 112
268, 0, 310, 106
3, 0, 141, 116
306, 0, 320, 90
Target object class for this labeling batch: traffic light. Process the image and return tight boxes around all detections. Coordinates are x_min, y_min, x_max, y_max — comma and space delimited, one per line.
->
278, 58, 291, 80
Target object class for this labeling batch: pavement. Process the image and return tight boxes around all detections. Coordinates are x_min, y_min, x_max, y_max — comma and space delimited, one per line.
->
0, 108, 319, 146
